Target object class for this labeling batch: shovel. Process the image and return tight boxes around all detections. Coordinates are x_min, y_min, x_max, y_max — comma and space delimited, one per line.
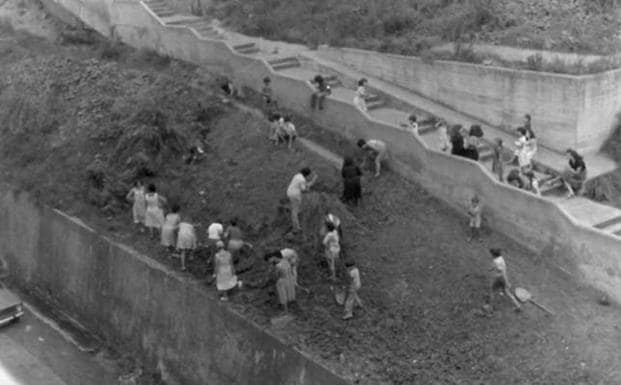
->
515, 287, 555, 315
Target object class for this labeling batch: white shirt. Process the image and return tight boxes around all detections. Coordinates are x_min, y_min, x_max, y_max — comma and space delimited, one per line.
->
493, 256, 507, 277
366, 139, 386, 154
349, 267, 361, 291
283, 122, 297, 136
287, 173, 307, 199
207, 222, 224, 240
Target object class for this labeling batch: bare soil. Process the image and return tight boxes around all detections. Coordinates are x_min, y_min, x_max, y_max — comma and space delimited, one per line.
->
2, 2, 621, 385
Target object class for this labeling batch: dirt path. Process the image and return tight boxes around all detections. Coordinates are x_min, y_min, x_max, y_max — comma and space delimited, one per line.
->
1, 2, 621, 384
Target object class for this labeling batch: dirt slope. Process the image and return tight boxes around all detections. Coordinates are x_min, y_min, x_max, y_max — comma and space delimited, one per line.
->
2, 4, 621, 385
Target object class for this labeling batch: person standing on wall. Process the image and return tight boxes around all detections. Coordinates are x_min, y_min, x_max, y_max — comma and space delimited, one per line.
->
353, 78, 368, 112
286, 167, 317, 233
310, 75, 331, 110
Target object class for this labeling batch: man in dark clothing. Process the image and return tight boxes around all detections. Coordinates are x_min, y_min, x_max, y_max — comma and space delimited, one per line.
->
310, 75, 331, 110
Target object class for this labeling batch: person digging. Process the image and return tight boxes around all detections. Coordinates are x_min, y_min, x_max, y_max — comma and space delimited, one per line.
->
487, 248, 521, 312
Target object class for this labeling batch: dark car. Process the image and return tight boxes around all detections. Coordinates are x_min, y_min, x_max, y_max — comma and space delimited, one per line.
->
0, 285, 24, 327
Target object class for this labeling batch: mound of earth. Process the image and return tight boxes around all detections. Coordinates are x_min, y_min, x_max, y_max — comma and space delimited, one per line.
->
2, 9, 621, 385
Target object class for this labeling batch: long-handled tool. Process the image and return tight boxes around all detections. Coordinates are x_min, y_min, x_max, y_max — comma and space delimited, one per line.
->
296, 283, 311, 294
514, 287, 555, 315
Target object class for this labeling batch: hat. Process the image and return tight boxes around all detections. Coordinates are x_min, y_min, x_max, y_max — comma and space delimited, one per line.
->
216, 241, 224, 248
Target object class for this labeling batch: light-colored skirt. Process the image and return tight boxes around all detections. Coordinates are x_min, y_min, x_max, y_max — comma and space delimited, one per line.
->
161, 225, 176, 247
216, 266, 238, 291
145, 207, 164, 228
176, 228, 196, 250
276, 277, 296, 304
132, 201, 146, 224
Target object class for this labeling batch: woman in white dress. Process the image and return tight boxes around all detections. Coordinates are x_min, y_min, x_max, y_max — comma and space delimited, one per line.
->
353, 78, 368, 112
176, 220, 197, 271
161, 204, 181, 250
213, 241, 239, 301
144, 184, 166, 239
126, 180, 146, 228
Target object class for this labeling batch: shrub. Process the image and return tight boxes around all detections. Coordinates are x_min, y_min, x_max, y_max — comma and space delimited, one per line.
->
526, 54, 544, 71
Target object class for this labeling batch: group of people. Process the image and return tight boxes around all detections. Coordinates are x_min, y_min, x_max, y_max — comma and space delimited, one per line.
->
126, 181, 253, 301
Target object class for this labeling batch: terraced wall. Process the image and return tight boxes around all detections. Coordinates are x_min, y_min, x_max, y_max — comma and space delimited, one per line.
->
317, 45, 621, 155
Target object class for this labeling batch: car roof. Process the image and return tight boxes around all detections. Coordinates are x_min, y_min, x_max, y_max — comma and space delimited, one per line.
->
0, 287, 22, 308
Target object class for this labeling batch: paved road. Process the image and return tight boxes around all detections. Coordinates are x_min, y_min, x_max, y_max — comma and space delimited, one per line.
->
0, 303, 120, 385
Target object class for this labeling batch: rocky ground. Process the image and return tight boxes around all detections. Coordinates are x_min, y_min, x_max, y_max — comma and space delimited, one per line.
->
2, 1, 621, 384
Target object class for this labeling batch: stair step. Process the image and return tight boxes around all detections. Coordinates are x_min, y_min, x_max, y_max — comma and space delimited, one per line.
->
194, 25, 214, 32
594, 215, 621, 229
268, 57, 298, 65
366, 100, 384, 110
365, 94, 381, 103
236, 46, 260, 54
540, 180, 564, 196
233, 42, 256, 50
418, 123, 437, 135
602, 220, 621, 234
271, 61, 301, 70
479, 150, 493, 162
155, 10, 176, 17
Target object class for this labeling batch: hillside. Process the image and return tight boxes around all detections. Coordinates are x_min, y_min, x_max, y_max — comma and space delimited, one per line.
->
210, 0, 621, 56
2, 3, 621, 384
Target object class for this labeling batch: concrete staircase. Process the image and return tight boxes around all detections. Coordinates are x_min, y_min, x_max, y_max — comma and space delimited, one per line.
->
137, 0, 621, 239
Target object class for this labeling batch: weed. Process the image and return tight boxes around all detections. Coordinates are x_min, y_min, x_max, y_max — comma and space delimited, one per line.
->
98, 40, 126, 61
134, 48, 171, 68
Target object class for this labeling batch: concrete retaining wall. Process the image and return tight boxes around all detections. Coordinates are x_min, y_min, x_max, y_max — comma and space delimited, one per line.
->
316, 45, 621, 155
31, 0, 621, 363
0, 187, 349, 385
430, 42, 621, 66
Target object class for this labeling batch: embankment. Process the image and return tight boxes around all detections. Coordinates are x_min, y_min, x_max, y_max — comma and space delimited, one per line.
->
0, 187, 349, 385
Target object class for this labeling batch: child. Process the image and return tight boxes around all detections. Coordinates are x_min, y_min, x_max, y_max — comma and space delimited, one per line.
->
268, 113, 284, 144
161, 204, 181, 251
126, 180, 146, 228
488, 248, 521, 311
264, 251, 296, 313
261, 76, 275, 109
491, 138, 504, 182
144, 184, 166, 239
406, 114, 418, 134
353, 78, 368, 112
357, 139, 387, 177
436, 120, 451, 152
281, 116, 298, 149
342, 260, 362, 320
213, 241, 240, 301
322, 222, 341, 281
176, 220, 197, 271
467, 195, 482, 242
